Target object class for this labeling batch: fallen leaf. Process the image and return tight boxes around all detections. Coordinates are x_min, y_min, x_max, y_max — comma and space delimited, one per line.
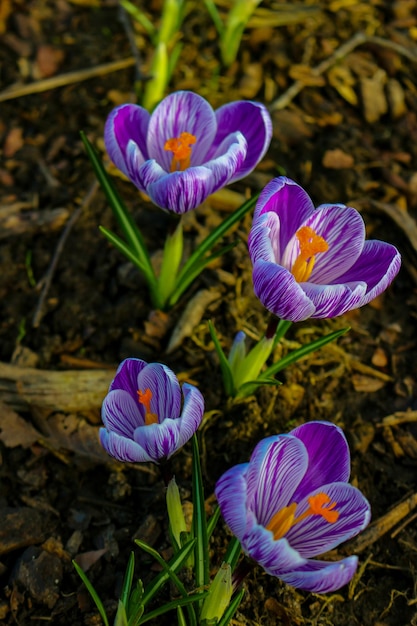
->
322, 148, 354, 169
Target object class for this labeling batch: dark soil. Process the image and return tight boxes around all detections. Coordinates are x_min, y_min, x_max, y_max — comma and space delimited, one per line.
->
1, 1, 417, 625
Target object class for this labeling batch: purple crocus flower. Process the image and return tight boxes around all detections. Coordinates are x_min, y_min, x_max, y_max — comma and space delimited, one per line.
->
215, 421, 371, 593
104, 91, 272, 214
248, 177, 401, 321
100, 358, 204, 463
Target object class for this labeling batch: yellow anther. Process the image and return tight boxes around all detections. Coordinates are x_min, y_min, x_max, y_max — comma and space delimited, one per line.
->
291, 226, 328, 282
164, 132, 196, 172
137, 388, 158, 425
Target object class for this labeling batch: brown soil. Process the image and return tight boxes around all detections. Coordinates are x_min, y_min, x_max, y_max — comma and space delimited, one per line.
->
1, 1, 417, 625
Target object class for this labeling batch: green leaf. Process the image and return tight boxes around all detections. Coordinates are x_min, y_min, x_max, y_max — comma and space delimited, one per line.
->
262, 327, 350, 380
174, 194, 258, 296
168, 242, 237, 307
208, 321, 235, 396
137, 591, 208, 625
235, 377, 281, 399
223, 536, 242, 572
136, 539, 196, 608
120, 552, 135, 608
202, 0, 225, 36
191, 434, 209, 604
72, 560, 109, 626
119, 0, 156, 40
80, 132, 156, 283
207, 505, 221, 540
216, 589, 245, 626
99, 226, 149, 276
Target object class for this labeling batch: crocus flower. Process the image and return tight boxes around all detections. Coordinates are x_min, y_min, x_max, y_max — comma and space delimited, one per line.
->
104, 90, 272, 214
100, 358, 204, 463
248, 177, 401, 321
215, 421, 371, 593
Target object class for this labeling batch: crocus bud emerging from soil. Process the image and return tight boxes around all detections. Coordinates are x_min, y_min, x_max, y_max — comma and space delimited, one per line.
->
100, 358, 204, 463
248, 176, 401, 321
215, 421, 371, 593
104, 90, 272, 214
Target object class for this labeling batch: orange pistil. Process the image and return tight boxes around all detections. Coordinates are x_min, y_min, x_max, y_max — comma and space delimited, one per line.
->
266, 492, 339, 541
291, 225, 329, 283
164, 132, 197, 172
137, 388, 158, 425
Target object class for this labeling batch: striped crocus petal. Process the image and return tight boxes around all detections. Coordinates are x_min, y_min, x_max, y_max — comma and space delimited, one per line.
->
104, 104, 150, 178
206, 100, 272, 180
215, 422, 371, 593
277, 555, 359, 593
104, 90, 272, 213
99, 428, 155, 463
249, 176, 401, 321
290, 422, 351, 500
145, 133, 248, 214
100, 358, 204, 463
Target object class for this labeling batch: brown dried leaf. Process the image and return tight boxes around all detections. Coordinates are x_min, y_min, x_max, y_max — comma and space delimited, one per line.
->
322, 148, 354, 169
33, 45, 65, 79
360, 71, 388, 123
0, 401, 40, 448
3, 127, 24, 158
352, 374, 386, 392
327, 64, 358, 106
166, 288, 221, 353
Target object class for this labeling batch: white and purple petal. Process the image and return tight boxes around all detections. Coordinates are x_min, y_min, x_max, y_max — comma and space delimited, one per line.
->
242, 528, 305, 575
215, 462, 252, 538
336, 239, 401, 306
176, 383, 205, 447
277, 555, 358, 593
110, 358, 147, 397
145, 132, 247, 214
147, 91, 217, 170
253, 177, 315, 250
244, 435, 308, 526
252, 260, 316, 322
301, 281, 367, 319
133, 419, 181, 461
102, 389, 144, 437
99, 428, 154, 463
104, 104, 150, 176
305, 205, 365, 283
290, 422, 350, 500
286, 483, 371, 558
137, 363, 181, 421
207, 100, 272, 180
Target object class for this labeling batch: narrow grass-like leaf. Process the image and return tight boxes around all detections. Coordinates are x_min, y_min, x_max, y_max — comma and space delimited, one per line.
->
207, 505, 221, 540
273, 319, 292, 348
177, 606, 187, 626
119, 0, 156, 40
262, 327, 350, 380
191, 434, 209, 605
235, 377, 281, 399
127, 579, 145, 626
175, 194, 258, 290
202, 0, 224, 36
98, 227, 149, 275
223, 536, 242, 572
80, 132, 155, 280
137, 592, 208, 625
216, 589, 245, 626
72, 560, 109, 626
120, 552, 135, 609
136, 539, 197, 626
208, 321, 234, 396
168, 242, 237, 307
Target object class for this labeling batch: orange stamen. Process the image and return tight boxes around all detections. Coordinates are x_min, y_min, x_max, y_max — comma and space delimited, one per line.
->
137, 388, 158, 425
164, 132, 196, 172
266, 492, 339, 541
291, 225, 329, 282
